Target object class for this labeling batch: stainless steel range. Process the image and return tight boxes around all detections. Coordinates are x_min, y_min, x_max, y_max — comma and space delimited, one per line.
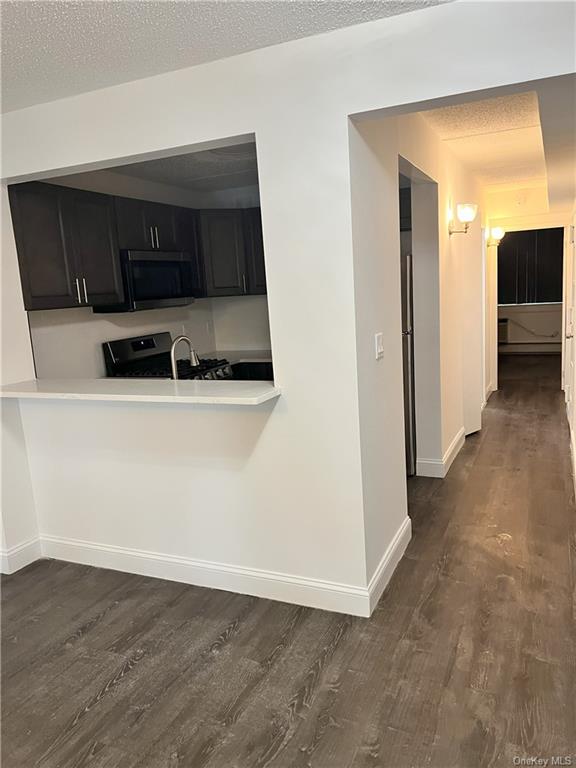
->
103, 332, 233, 380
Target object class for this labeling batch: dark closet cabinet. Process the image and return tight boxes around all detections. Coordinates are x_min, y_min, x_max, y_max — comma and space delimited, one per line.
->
8, 182, 123, 310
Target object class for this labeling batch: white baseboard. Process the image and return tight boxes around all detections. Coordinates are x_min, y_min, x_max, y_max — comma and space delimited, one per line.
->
4, 518, 413, 618
367, 517, 412, 613
416, 426, 465, 479
0, 537, 42, 574
570, 424, 576, 498
41, 534, 373, 616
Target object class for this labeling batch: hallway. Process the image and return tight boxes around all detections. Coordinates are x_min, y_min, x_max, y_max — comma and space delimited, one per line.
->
407, 352, 575, 763
2, 358, 575, 768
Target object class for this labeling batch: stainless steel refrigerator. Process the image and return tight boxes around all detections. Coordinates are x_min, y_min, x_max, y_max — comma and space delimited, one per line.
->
400, 231, 417, 476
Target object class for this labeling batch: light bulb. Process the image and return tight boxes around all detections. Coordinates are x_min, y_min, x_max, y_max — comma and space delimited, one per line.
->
490, 227, 505, 242
456, 203, 478, 224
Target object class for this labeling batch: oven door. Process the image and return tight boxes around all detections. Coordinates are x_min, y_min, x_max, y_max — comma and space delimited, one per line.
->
124, 251, 196, 310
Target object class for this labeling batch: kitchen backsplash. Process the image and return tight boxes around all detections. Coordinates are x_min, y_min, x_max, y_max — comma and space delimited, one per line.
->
29, 302, 215, 379
28, 295, 271, 378
211, 296, 271, 351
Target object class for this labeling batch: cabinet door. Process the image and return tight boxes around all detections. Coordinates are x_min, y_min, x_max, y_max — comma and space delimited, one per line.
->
244, 208, 267, 295
8, 182, 80, 310
115, 197, 154, 250
199, 211, 246, 296
64, 189, 124, 306
145, 202, 178, 251
174, 207, 205, 297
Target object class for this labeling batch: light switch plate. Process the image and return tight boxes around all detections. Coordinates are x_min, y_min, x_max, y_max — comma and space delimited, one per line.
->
375, 332, 384, 360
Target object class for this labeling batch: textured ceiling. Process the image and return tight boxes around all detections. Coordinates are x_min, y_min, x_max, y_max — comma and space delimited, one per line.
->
420, 92, 546, 187
420, 92, 540, 140
0, 0, 448, 113
114, 143, 259, 192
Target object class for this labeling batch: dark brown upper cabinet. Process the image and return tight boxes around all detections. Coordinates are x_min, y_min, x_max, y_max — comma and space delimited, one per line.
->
62, 189, 124, 307
198, 210, 247, 297
8, 182, 123, 310
8, 182, 78, 310
243, 208, 267, 295
198, 209, 267, 298
174, 207, 205, 297
9, 182, 267, 312
114, 196, 177, 251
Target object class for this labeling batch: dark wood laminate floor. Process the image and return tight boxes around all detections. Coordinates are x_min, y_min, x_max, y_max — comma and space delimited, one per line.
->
2, 354, 575, 768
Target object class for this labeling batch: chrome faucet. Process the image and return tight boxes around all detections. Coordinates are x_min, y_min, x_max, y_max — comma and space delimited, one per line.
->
170, 335, 200, 380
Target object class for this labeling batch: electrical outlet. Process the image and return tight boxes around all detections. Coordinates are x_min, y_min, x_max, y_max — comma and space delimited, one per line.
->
375, 332, 384, 360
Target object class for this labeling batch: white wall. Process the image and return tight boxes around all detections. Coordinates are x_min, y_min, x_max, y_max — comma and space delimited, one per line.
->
349, 103, 484, 573
212, 296, 271, 351
348, 118, 409, 580
567, 213, 576, 439
411, 180, 443, 462
0, 183, 39, 570
498, 303, 562, 354
485, 240, 499, 398
1, 1, 574, 611
352, 111, 483, 481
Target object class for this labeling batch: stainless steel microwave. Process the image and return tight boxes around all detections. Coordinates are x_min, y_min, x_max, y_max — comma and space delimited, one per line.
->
93, 250, 196, 313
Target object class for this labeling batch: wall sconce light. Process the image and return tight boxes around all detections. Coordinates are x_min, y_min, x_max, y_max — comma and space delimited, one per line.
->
487, 227, 506, 246
449, 203, 478, 235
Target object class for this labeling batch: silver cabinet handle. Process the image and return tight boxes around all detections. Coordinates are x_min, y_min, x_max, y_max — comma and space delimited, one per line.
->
75, 277, 82, 304
242, 274, 247, 294
82, 277, 88, 304
149, 226, 155, 249
155, 226, 160, 249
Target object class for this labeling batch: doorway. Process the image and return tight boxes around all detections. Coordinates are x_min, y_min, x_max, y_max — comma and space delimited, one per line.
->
497, 227, 564, 392
399, 174, 416, 476
397, 159, 443, 478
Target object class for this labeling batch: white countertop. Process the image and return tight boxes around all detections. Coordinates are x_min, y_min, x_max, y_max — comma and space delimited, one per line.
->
0, 378, 281, 405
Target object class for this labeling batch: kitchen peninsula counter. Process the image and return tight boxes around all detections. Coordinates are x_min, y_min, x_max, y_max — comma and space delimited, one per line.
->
0, 378, 281, 406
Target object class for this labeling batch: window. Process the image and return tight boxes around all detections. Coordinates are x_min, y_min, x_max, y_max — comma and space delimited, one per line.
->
498, 228, 563, 305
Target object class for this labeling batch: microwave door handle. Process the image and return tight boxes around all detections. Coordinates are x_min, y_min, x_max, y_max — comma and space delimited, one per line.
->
149, 226, 155, 249
155, 226, 160, 249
